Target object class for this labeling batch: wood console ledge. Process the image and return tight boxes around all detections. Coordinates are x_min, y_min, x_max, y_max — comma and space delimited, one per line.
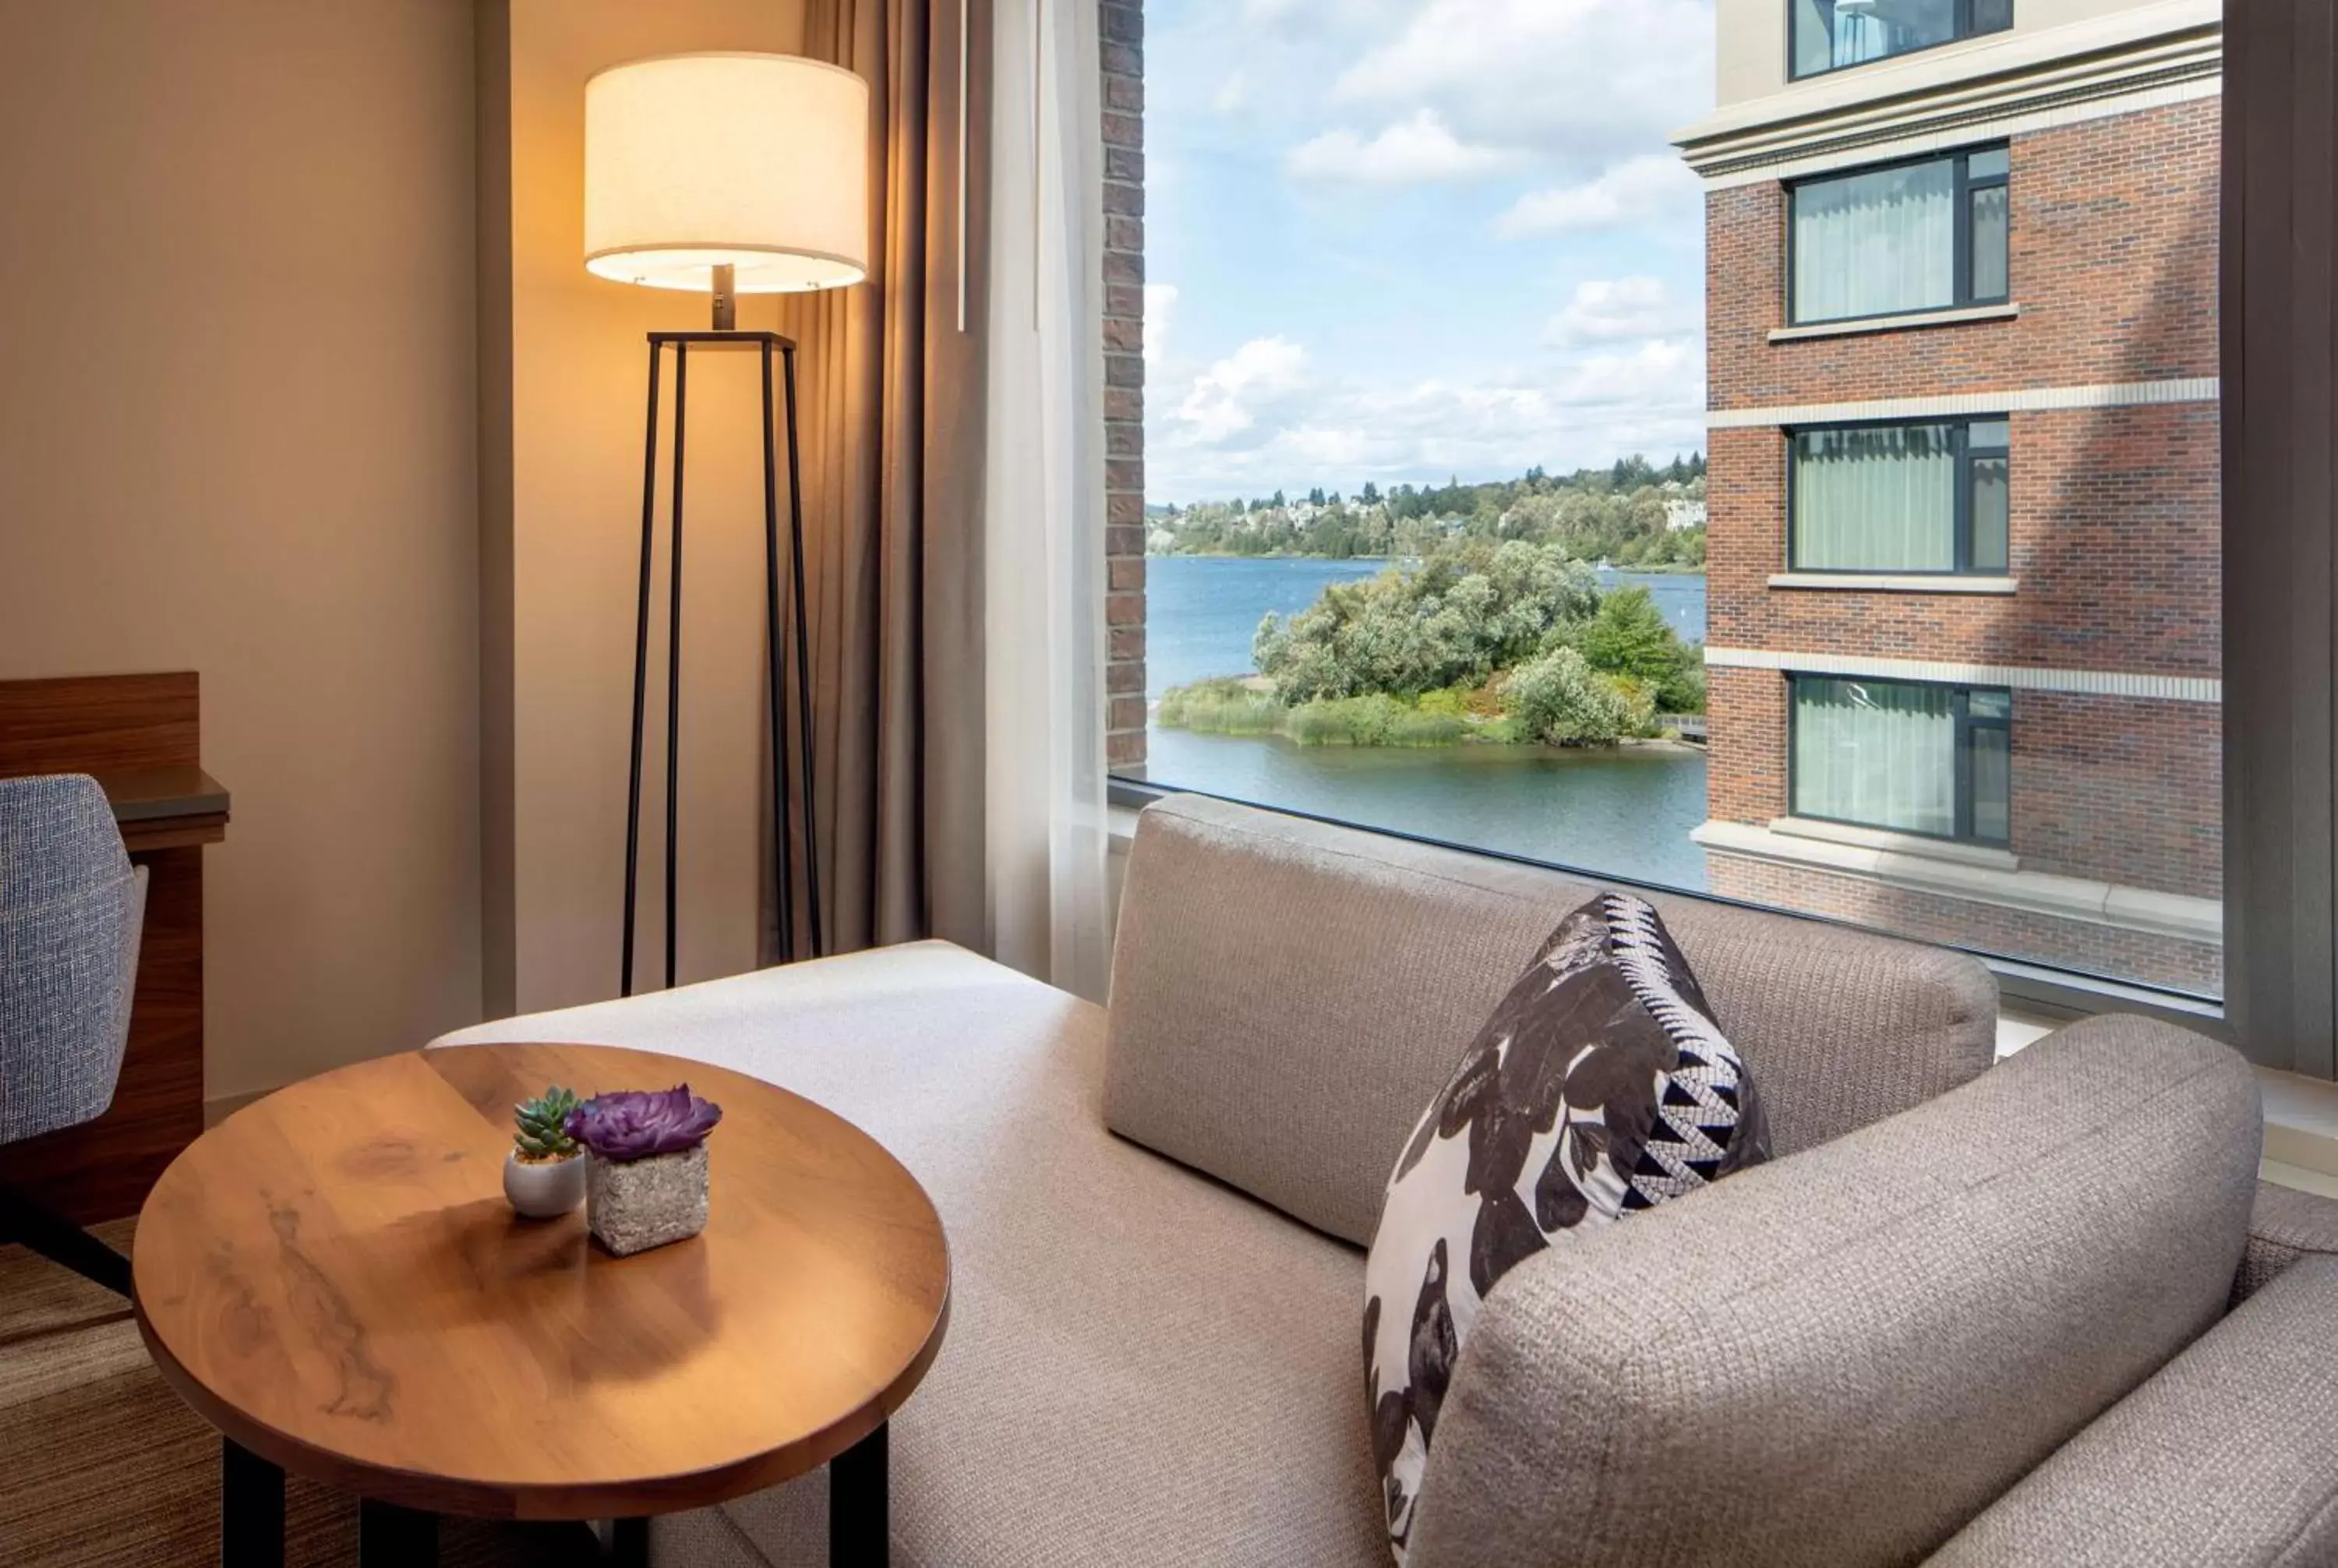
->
0, 673, 229, 1221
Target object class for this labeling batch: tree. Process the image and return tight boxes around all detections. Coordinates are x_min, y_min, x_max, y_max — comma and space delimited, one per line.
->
1360, 480, 1381, 505
1504, 647, 1647, 744
1579, 587, 1701, 712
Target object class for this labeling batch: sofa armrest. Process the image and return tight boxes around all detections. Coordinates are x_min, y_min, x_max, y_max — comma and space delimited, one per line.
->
1407, 1015, 2260, 1568
2235, 1178, 2338, 1303
1930, 1255, 2338, 1566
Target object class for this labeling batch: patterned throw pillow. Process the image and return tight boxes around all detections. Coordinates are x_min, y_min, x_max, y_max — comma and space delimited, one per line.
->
1361, 892, 1771, 1564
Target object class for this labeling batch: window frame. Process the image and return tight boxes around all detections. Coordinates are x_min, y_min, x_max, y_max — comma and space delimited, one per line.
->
1787, 0, 2015, 83
1785, 414, 2011, 575
1785, 143, 2013, 327
1785, 674, 2013, 846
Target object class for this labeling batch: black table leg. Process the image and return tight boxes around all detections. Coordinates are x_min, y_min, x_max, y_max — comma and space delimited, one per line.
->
829, 1421, 888, 1568
606, 1516, 651, 1565
221, 1439, 284, 1568
358, 1497, 438, 1566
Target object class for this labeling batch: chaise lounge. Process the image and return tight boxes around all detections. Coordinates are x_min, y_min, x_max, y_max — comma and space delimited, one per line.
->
437, 795, 2338, 1567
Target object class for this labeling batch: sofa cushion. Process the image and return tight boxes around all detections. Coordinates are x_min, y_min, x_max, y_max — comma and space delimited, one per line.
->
1364, 893, 1770, 1563
1106, 794, 1997, 1246
433, 941, 1388, 1568
1402, 1013, 2261, 1568
1926, 1255, 2338, 1568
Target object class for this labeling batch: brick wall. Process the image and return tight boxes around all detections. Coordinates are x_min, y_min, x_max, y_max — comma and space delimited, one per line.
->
1706, 674, 2220, 897
1101, 0, 1147, 772
1703, 94, 2223, 993
2015, 692, 2219, 894
1706, 98, 2220, 412
1708, 404, 2220, 675
1706, 666, 1789, 822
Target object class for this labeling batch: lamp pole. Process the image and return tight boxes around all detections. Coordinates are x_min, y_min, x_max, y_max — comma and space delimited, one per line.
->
711, 263, 737, 331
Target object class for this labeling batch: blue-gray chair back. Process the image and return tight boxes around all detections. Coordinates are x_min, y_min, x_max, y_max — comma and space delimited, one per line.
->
0, 774, 147, 1146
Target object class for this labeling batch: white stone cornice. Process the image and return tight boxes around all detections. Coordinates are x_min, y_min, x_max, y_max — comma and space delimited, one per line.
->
1707, 378, 2219, 429
1703, 647, 2220, 704
1674, 2, 2221, 186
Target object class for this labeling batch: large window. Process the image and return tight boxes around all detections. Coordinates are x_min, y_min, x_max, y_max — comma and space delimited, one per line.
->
1790, 147, 2009, 324
1792, 678, 2011, 844
1135, 1, 2223, 1006
1791, 0, 2015, 79
1790, 418, 2008, 572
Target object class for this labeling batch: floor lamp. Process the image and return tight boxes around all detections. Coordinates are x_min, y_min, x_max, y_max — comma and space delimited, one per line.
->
584, 51, 871, 994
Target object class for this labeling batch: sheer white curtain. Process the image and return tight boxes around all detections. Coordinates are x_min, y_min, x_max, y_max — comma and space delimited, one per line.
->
1792, 425, 1956, 570
984, 0, 1111, 999
1793, 161, 1955, 322
1793, 679, 1956, 836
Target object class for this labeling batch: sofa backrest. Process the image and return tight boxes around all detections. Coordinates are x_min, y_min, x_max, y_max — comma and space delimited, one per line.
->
1405, 1014, 2262, 1568
1103, 794, 1999, 1246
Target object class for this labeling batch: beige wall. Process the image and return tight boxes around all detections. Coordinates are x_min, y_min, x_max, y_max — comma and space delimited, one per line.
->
0, 0, 482, 1100
482, 0, 811, 1014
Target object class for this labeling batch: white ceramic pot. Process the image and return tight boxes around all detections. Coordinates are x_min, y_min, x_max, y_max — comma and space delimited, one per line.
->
503, 1150, 588, 1218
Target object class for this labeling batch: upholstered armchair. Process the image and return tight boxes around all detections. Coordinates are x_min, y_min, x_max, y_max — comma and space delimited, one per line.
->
0, 773, 148, 1296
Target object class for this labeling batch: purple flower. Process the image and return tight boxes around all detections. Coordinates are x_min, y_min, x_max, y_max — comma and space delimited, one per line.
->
563, 1084, 723, 1162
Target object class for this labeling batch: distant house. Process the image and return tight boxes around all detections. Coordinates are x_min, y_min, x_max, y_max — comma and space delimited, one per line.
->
1663, 498, 1708, 531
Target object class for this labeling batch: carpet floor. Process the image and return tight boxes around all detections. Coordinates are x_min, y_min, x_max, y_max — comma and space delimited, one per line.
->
0, 1218, 583, 1567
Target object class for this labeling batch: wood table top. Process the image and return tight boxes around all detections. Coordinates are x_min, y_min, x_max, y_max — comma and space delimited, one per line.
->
132, 1042, 950, 1520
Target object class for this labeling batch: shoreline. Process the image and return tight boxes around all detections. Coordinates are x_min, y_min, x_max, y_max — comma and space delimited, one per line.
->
1143, 551, 1707, 575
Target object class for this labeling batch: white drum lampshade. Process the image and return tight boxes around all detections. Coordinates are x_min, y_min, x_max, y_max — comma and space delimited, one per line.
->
585, 52, 870, 301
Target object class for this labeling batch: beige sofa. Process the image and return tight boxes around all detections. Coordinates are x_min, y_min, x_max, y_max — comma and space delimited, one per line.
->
438, 794, 2338, 1567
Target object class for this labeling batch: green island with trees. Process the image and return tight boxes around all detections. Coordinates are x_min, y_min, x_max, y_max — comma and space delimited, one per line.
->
1160, 536, 1706, 750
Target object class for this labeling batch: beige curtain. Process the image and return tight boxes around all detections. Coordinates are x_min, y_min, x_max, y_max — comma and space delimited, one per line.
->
769, 0, 989, 959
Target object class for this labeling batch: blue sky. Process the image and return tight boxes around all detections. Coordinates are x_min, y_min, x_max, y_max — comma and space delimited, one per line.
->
1143, 0, 1717, 503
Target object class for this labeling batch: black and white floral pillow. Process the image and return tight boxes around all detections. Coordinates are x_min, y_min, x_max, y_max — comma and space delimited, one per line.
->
1361, 892, 1770, 1563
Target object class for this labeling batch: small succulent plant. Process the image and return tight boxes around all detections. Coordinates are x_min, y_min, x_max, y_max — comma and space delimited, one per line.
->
563, 1084, 723, 1163
513, 1086, 583, 1162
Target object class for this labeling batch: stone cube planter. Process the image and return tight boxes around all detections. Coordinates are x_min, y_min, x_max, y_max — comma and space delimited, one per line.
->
586, 1143, 709, 1256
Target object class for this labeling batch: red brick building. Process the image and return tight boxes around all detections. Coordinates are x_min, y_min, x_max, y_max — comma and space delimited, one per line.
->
1676, 0, 2223, 994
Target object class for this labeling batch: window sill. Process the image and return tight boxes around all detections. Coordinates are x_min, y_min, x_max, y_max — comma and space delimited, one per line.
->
1769, 302, 2022, 342
1768, 572, 2017, 594
1768, 814, 2018, 871
1692, 818, 2222, 943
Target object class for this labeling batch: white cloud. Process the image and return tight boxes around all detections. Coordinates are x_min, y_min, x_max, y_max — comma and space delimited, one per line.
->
1150, 332, 1705, 499
1496, 155, 1702, 238
1212, 72, 1249, 115
1286, 109, 1518, 185
1544, 276, 1697, 345
1175, 337, 1311, 445
1330, 0, 1714, 170
1143, 284, 1180, 365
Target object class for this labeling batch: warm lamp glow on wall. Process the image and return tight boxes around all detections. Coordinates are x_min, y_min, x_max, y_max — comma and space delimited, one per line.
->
585, 51, 871, 328
588, 52, 872, 995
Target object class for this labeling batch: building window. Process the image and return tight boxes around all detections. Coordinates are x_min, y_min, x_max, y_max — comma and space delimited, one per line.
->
1789, 418, 2009, 572
1791, 677, 2011, 844
1789, 146, 2010, 324
1791, 0, 2015, 79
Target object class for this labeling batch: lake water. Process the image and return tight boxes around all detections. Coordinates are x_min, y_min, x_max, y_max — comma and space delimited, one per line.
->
1135, 555, 1712, 892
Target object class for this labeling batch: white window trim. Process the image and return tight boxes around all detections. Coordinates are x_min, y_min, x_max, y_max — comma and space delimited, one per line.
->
1769, 572, 2018, 594
1769, 814, 2018, 871
1771, 302, 2022, 343
1693, 818, 2222, 943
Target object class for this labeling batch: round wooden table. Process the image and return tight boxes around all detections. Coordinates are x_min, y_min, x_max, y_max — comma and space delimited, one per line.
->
132, 1041, 950, 1567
